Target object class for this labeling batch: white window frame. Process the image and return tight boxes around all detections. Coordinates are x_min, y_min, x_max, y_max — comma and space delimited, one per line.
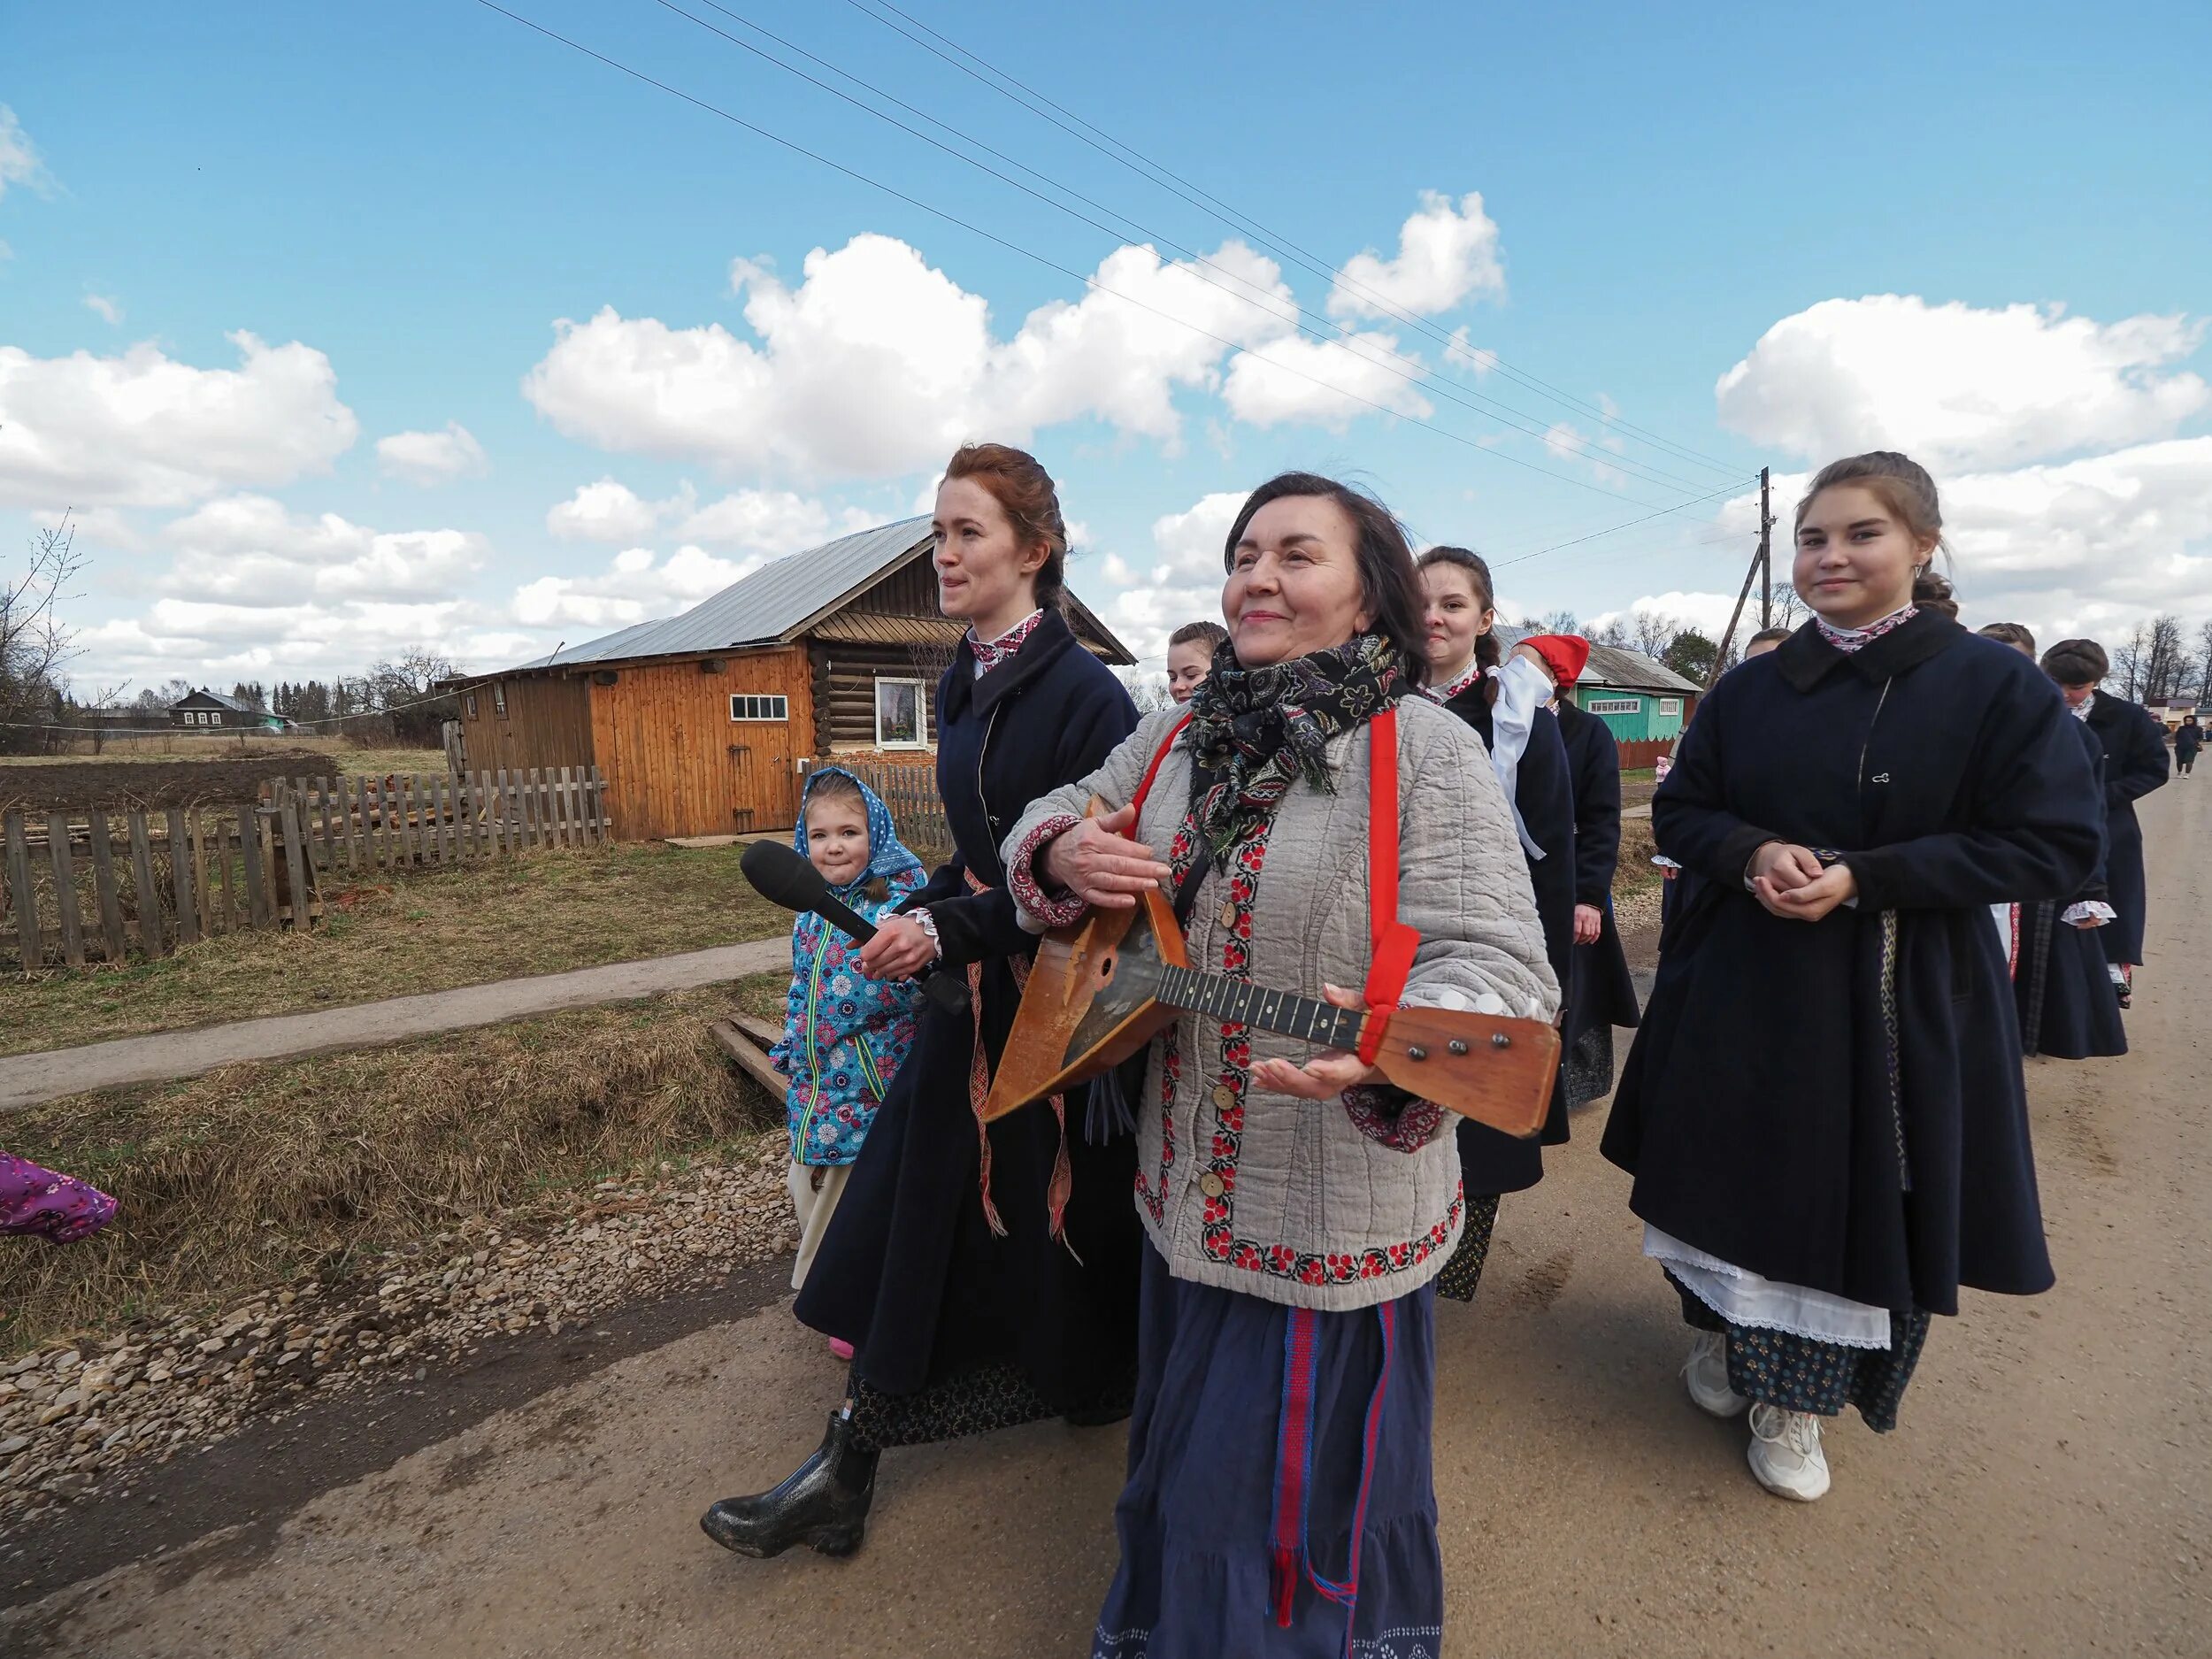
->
493, 682, 508, 718
872, 677, 929, 749
1658, 697, 1683, 717
1586, 697, 1640, 715
730, 694, 791, 723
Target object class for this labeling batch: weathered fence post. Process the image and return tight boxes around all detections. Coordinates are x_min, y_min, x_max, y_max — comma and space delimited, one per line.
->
166, 806, 200, 946
46, 812, 85, 968
3, 810, 37, 970
88, 813, 127, 962
127, 809, 165, 957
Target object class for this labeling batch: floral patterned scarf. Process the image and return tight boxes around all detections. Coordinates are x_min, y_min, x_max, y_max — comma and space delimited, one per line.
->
1181, 632, 1411, 864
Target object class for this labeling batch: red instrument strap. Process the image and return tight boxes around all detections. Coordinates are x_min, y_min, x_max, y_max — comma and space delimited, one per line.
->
1358, 706, 1419, 1066
1128, 710, 1194, 821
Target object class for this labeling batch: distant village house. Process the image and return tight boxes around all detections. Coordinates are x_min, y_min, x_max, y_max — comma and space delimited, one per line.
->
454, 517, 1133, 841
168, 688, 291, 732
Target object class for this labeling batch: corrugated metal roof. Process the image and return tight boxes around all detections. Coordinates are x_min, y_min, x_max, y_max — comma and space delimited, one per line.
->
177, 687, 258, 714
490, 513, 1135, 674
528, 518, 934, 670
1493, 626, 1701, 695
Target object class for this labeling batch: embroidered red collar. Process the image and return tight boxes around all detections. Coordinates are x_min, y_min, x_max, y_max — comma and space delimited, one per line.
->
968, 609, 1045, 672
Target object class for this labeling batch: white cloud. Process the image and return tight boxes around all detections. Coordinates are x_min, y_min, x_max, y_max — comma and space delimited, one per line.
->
159, 495, 489, 606
71, 496, 503, 687
1093, 492, 1246, 664
1587, 590, 1753, 643
1716, 296, 2208, 471
1221, 330, 1432, 429
84, 294, 123, 326
675, 488, 843, 554
521, 232, 1315, 480
375, 421, 488, 486
1328, 191, 1505, 320
0, 332, 358, 509
511, 543, 765, 629
0, 106, 50, 204
545, 479, 664, 543
1444, 326, 1497, 378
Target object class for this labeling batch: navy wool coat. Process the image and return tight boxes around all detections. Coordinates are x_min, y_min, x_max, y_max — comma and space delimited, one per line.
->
1555, 700, 1643, 1047
1440, 683, 1575, 1195
2015, 717, 2127, 1060
2082, 689, 2169, 966
1601, 612, 2101, 1315
796, 608, 1144, 1401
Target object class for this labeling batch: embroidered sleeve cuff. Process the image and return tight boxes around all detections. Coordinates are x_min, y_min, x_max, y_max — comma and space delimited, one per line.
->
2062, 900, 2116, 926
1340, 1085, 1449, 1153
910, 907, 944, 961
1007, 812, 1087, 928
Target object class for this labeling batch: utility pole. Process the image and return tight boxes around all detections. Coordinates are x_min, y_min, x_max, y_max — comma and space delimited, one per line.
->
1756, 465, 1773, 629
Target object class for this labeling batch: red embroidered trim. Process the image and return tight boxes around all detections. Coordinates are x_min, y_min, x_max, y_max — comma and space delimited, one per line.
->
1007, 811, 1085, 928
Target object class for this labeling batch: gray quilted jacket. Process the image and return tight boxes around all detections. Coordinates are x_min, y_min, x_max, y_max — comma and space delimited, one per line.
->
1002, 695, 1557, 1311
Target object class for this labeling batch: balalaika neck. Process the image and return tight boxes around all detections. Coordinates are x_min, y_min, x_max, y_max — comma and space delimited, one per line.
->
1154, 964, 1367, 1051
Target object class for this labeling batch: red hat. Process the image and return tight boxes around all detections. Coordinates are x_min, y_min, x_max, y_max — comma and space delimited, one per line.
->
1522, 633, 1592, 688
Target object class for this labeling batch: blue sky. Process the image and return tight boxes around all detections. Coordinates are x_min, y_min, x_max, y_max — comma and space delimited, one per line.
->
4, 0, 2208, 695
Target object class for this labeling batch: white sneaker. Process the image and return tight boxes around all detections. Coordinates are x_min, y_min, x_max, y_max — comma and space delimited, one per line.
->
1747, 1402, 1831, 1501
1682, 1332, 1747, 1418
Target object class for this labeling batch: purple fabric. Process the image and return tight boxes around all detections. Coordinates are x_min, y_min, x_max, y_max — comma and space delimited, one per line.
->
0, 1155, 118, 1243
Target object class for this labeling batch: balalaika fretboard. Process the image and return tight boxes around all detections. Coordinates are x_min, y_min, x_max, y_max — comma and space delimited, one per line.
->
1153, 964, 1367, 1052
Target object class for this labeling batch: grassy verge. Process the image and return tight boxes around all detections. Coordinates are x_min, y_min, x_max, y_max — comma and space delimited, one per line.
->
0, 843, 793, 1056
0, 975, 793, 1356
0, 739, 444, 776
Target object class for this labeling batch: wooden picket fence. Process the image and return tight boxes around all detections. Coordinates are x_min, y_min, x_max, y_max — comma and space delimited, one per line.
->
1, 766, 610, 972
259, 766, 610, 876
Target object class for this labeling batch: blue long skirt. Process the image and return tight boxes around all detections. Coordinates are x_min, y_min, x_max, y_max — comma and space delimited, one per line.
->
1094, 1244, 1444, 1659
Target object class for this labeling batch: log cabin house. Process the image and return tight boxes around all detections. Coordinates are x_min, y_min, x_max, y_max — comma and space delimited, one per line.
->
453, 516, 1134, 842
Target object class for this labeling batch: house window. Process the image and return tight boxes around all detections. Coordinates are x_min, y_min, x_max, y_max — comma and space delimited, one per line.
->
465, 693, 479, 719
1587, 697, 1640, 715
1658, 698, 1682, 717
874, 678, 928, 749
493, 682, 508, 718
731, 694, 791, 722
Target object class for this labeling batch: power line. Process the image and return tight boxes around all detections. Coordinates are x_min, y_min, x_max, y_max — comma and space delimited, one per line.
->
838, 0, 1747, 481
641, 0, 1727, 497
472, 1, 1748, 510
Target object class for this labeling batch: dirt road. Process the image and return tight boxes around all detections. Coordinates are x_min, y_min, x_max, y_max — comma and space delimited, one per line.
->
5, 786, 2206, 1657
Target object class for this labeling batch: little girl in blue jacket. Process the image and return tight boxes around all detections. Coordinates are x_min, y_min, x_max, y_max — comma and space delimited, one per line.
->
769, 769, 928, 1340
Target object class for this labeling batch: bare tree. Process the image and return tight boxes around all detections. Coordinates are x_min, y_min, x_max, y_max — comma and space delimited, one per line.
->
1, 516, 85, 754
1629, 611, 1683, 660
1523, 607, 1582, 635
2112, 622, 2149, 700
2193, 618, 2212, 700
2139, 614, 2189, 703
367, 648, 464, 746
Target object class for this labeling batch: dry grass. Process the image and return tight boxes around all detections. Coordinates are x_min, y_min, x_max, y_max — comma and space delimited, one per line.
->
0, 843, 793, 1056
0, 975, 794, 1355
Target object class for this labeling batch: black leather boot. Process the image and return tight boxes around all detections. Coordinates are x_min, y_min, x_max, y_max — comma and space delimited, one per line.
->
700, 1411, 878, 1559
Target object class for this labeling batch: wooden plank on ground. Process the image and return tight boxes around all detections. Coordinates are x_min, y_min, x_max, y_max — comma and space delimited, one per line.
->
46, 812, 85, 967
709, 1019, 787, 1100
241, 807, 271, 927
733, 1012, 783, 1050
127, 809, 166, 957
88, 814, 127, 961
280, 792, 311, 929
166, 806, 200, 945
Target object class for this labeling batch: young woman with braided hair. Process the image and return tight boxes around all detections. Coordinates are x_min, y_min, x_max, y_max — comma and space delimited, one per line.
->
702, 443, 1144, 1560
1604, 451, 2101, 1501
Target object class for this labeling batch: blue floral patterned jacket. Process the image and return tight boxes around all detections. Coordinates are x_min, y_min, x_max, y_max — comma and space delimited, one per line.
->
770, 770, 929, 1166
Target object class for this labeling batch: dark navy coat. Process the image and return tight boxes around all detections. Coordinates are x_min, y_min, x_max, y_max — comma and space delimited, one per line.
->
1602, 612, 2101, 1315
1556, 700, 1643, 1055
1440, 682, 1574, 1196
2083, 689, 2169, 966
797, 608, 1144, 1401
2016, 718, 2127, 1060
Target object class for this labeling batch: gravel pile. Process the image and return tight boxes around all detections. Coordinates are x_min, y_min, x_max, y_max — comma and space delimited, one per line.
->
0, 1131, 795, 1520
